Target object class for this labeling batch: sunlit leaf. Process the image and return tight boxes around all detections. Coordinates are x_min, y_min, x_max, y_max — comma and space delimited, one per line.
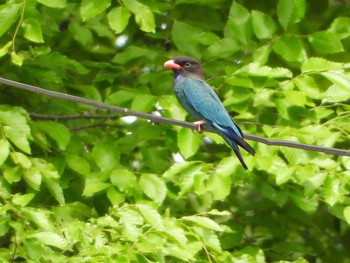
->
23, 19, 44, 43
0, 41, 12, 58
0, 2, 21, 38
251, 10, 276, 39
182, 216, 223, 231
108, 6, 131, 34
36, 0, 66, 8
224, 2, 252, 44
177, 128, 202, 159
0, 139, 10, 166
277, 0, 305, 30
328, 17, 350, 39
343, 206, 350, 225
110, 169, 137, 192
308, 31, 344, 54
12, 193, 34, 207
83, 180, 110, 196
122, 0, 155, 33
35, 121, 70, 151
301, 57, 343, 73
273, 35, 305, 62
80, 0, 110, 21
27, 232, 68, 250
139, 173, 166, 204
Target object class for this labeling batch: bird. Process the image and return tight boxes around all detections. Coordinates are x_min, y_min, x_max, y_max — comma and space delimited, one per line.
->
164, 56, 255, 170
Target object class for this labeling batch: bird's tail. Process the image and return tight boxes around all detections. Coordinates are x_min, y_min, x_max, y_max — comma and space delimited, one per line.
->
222, 134, 250, 170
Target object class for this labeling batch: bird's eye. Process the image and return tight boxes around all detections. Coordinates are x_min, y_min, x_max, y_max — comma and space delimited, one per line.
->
184, 62, 192, 67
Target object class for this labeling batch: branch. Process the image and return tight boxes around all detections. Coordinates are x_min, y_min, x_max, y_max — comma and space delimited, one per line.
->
30, 113, 120, 121
0, 77, 349, 157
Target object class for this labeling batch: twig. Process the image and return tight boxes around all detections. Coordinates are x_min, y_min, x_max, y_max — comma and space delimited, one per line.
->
0, 77, 349, 156
69, 123, 122, 132
30, 113, 120, 121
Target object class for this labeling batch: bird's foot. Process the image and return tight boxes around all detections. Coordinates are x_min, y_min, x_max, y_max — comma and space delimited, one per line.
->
193, 120, 206, 134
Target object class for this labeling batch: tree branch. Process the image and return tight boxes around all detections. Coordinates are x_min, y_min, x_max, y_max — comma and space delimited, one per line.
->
0, 77, 349, 156
30, 113, 120, 121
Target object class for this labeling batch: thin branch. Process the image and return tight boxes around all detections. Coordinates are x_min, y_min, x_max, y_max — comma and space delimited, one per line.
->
69, 123, 123, 132
0, 77, 349, 156
30, 112, 120, 121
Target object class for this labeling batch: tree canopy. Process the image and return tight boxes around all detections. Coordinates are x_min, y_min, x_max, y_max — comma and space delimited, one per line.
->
0, 0, 350, 262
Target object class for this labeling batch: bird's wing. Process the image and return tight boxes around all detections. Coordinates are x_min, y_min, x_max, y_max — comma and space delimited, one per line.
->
182, 77, 243, 137
182, 78, 255, 156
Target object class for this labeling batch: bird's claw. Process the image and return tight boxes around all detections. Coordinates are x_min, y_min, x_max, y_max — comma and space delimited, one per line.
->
193, 120, 206, 134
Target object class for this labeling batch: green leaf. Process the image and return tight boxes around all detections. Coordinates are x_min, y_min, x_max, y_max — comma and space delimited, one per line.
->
291, 192, 318, 214
33, 158, 65, 205
236, 63, 292, 78
177, 128, 202, 159
91, 143, 120, 172
301, 57, 343, 73
107, 186, 125, 205
0, 139, 10, 166
12, 193, 34, 207
23, 19, 44, 43
224, 2, 252, 45
36, 0, 66, 8
112, 45, 157, 64
324, 177, 342, 206
308, 31, 344, 54
80, 0, 111, 21
343, 206, 350, 225
0, 2, 21, 38
27, 232, 68, 250
273, 35, 305, 62
0, 41, 12, 58
139, 173, 166, 205
251, 10, 275, 39
66, 155, 90, 176
22, 208, 52, 230
137, 204, 163, 227
4, 166, 21, 184
284, 90, 307, 106
328, 17, 350, 40
207, 38, 240, 57
122, 0, 155, 33
193, 227, 222, 252
107, 6, 131, 34
172, 21, 219, 57
275, 167, 295, 185
277, 0, 305, 30
23, 167, 42, 191
207, 156, 237, 200
324, 84, 350, 103
110, 169, 137, 192
11, 151, 31, 169
83, 180, 110, 196
3, 126, 31, 154
182, 216, 222, 231
35, 121, 70, 151
207, 173, 231, 200
131, 94, 157, 112
321, 71, 350, 92
11, 51, 24, 66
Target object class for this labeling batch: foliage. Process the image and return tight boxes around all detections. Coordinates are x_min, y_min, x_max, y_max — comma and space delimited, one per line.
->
0, 0, 350, 262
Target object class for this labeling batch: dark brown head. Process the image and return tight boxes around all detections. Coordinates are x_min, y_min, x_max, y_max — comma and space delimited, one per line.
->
164, 56, 204, 81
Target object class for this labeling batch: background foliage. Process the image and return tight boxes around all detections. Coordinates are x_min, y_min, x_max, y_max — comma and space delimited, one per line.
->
0, 0, 350, 262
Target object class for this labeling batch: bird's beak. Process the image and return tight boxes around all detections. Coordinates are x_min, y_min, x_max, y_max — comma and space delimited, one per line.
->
164, 59, 181, 69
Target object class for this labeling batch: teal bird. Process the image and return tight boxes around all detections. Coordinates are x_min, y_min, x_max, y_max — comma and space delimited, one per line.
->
164, 56, 255, 170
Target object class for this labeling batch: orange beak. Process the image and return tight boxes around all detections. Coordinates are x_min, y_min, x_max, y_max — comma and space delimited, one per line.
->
164, 59, 181, 69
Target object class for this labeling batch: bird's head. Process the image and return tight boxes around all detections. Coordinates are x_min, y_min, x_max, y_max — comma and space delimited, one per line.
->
164, 56, 204, 81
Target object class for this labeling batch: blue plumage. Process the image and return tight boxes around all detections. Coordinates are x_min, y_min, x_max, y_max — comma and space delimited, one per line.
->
164, 56, 255, 170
